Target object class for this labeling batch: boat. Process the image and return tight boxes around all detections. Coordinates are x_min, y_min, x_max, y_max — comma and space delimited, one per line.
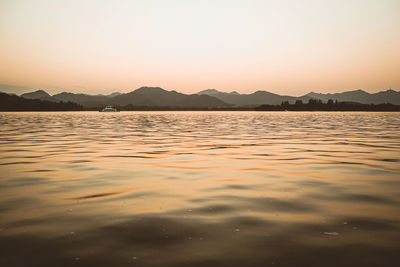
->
100, 106, 119, 112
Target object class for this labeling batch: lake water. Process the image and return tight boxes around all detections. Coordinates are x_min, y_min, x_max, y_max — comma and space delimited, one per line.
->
0, 111, 399, 266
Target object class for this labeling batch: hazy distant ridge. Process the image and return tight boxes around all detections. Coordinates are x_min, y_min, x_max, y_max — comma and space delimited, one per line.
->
198, 89, 400, 105
0, 92, 82, 111
16, 87, 400, 107
198, 89, 311, 106
20, 87, 228, 108
20, 90, 57, 102
304, 89, 400, 105
21, 90, 123, 107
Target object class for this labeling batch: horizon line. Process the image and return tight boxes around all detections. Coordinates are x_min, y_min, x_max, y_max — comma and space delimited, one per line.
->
0, 83, 398, 97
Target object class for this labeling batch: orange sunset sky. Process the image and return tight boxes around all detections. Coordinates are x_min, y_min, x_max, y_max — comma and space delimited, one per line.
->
0, 0, 399, 96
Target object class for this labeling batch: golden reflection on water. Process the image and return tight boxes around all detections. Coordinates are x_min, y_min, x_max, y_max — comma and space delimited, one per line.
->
0, 111, 399, 266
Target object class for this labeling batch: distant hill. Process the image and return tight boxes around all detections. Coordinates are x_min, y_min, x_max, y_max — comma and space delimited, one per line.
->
198, 89, 240, 96
198, 88, 400, 106
304, 89, 400, 105
20, 90, 58, 102
21, 89, 50, 99
105, 92, 121, 97
19, 90, 121, 107
92, 92, 122, 98
198, 89, 310, 106
0, 92, 82, 111
52, 92, 110, 107
109, 87, 228, 108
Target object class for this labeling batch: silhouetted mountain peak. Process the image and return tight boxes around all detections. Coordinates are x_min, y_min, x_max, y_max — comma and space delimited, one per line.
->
253, 90, 279, 96
55, 92, 98, 97
56, 92, 77, 96
346, 89, 368, 95
34, 89, 48, 94
198, 89, 244, 96
110, 86, 228, 107
107, 92, 121, 97
198, 89, 221, 95
21, 90, 51, 99
134, 86, 165, 93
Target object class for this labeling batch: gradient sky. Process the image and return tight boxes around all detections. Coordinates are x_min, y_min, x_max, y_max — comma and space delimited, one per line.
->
0, 0, 399, 95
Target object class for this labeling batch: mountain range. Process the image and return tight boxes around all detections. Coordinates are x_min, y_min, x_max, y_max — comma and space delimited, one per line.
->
198, 88, 400, 105
10, 87, 400, 107
20, 87, 228, 108
0, 92, 82, 111
198, 89, 311, 106
304, 89, 400, 105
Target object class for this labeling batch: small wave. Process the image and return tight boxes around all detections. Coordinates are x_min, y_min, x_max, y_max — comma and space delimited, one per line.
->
70, 191, 123, 200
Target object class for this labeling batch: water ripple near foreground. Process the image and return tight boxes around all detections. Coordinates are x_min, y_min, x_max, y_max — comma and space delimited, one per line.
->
0, 111, 399, 266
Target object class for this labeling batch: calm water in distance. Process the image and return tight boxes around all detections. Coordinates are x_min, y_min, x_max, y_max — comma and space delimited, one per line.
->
0, 111, 399, 266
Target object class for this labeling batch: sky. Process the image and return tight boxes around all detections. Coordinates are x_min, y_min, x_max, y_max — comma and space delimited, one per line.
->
0, 0, 399, 96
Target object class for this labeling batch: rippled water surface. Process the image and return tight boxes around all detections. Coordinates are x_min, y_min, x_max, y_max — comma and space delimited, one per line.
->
1, 111, 399, 266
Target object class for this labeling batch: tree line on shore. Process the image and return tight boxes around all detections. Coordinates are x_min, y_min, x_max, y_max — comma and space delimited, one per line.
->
255, 99, 400, 111
0, 92, 83, 111
72, 99, 400, 111
1, 92, 399, 111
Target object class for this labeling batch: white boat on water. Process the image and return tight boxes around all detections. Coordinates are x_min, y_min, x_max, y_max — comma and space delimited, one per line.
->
100, 106, 119, 112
